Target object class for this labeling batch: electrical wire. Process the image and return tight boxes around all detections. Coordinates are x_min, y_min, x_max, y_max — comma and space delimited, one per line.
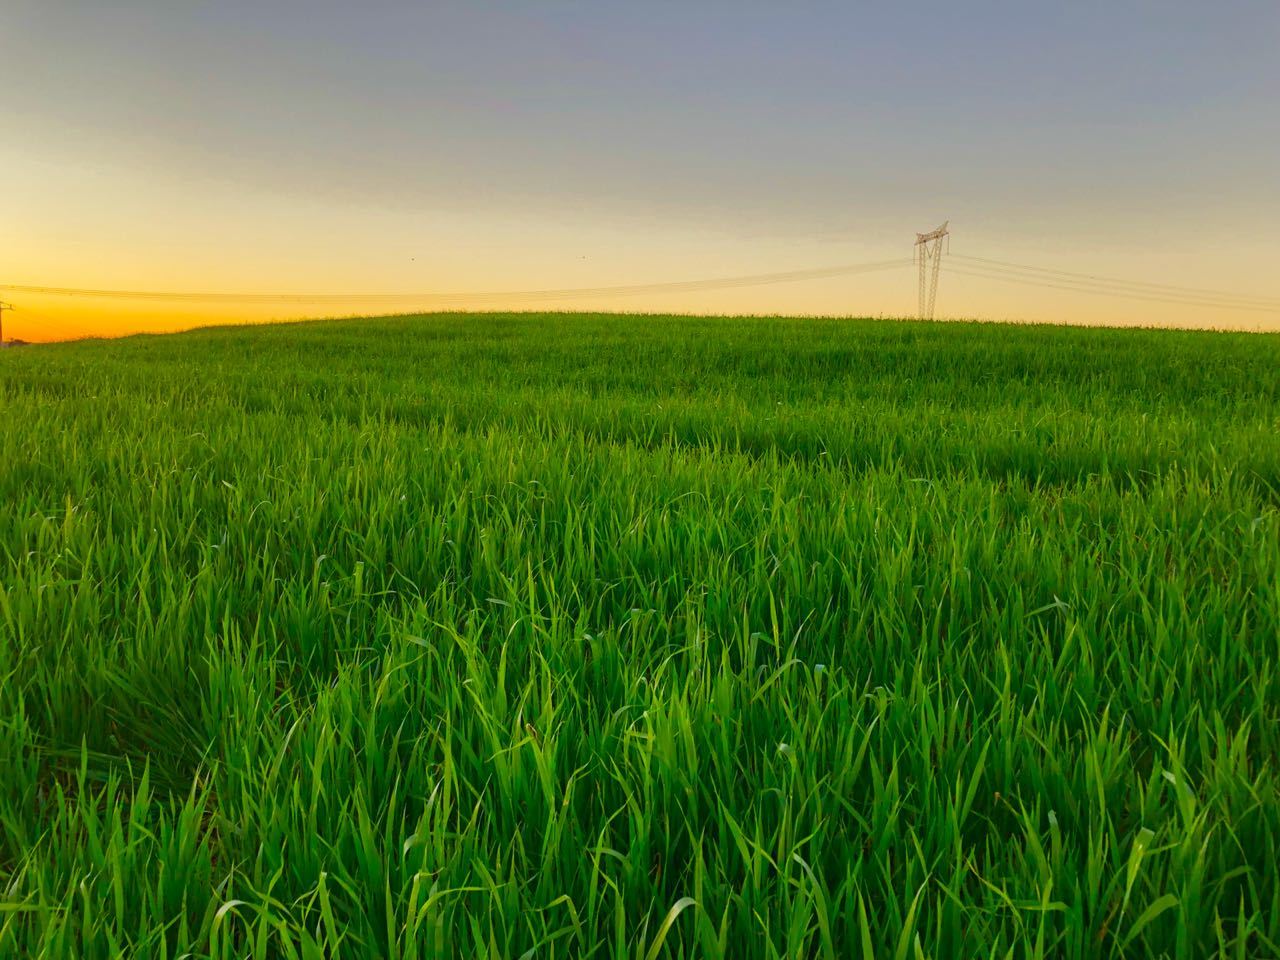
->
0, 259, 913, 305
5, 251, 1276, 317
951, 254, 1280, 309
946, 264, 1280, 314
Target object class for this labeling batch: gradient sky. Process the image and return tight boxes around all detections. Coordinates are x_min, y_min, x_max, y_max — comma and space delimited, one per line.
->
3, 1, 1279, 341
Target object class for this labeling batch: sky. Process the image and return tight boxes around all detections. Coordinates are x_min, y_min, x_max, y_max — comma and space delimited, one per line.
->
3, 1, 1280, 341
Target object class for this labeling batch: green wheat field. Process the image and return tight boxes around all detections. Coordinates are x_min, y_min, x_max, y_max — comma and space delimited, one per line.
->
2, 313, 1278, 958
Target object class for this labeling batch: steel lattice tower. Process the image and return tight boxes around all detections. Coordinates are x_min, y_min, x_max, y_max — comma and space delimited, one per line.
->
914, 222, 949, 320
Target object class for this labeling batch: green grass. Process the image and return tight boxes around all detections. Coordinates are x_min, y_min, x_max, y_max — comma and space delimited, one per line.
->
1, 311, 1278, 958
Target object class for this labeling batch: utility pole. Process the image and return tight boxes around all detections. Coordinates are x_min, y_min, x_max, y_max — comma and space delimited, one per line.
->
0, 301, 11, 347
914, 222, 949, 320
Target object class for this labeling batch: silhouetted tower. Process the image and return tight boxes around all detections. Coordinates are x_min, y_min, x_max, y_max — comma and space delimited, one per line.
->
0, 301, 11, 346
914, 222, 949, 320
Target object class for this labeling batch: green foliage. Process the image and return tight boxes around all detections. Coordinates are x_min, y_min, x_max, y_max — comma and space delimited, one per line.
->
1, 312, 1277, 958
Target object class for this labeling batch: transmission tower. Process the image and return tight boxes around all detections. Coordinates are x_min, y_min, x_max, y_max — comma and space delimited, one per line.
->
0, 301, 11, 346
914, 222, 949, 320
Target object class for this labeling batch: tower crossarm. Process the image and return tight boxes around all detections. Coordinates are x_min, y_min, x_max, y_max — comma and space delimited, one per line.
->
915, 221, 950, 245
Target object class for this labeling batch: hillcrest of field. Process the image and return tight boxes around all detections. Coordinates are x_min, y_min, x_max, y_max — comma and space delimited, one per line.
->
1, 312, 1277, 958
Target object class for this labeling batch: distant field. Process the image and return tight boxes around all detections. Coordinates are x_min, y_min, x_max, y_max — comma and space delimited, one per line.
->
1, 313, 1278, 958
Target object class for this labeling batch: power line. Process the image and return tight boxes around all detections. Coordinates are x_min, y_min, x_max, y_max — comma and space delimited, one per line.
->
4, 244, 1278, 322
951, 254, 1280, 309
947, 264, 1280, 314
948, 263, 1280, 312
0, 259, 912, 305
